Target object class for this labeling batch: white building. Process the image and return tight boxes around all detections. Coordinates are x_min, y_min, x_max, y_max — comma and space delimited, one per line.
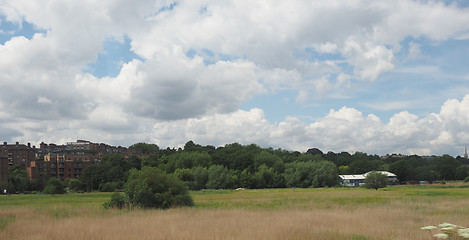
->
339, 171, 398, 187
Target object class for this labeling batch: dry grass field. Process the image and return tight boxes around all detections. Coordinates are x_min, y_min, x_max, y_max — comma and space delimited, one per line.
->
1, 184, 469, 240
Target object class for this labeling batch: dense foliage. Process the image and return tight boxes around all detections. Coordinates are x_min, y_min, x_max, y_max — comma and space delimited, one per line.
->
124, 167, 193, 209
4, 164, 45, 193
364, 171, 388, 190
6, 141, 466, 197
73, 141, 469, 194
43, 177, 66, 195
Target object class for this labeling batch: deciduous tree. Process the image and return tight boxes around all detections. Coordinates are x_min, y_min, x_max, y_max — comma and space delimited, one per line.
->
364, 171, 388, 190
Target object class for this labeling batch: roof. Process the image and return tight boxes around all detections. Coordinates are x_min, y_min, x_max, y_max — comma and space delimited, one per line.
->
365, 171, 396, 177
339, 175, 366, 180
340, 171, 397, 180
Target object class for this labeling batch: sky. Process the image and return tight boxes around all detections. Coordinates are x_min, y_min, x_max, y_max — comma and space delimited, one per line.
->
1, 0, 469, 157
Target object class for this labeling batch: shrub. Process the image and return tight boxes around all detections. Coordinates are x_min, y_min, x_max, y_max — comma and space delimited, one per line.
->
43, 178, 66, 195
364, 171, 388, 190
124, 167, 194, 209
99, 181, 122, 192
68, 179, 86, 192
103, 192, 128, 209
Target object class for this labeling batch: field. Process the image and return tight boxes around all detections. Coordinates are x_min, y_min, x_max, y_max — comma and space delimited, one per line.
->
1, 184, 469, 240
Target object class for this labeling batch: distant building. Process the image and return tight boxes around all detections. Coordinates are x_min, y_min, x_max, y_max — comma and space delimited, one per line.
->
0, 142, 37, 167
44, 153, 96, 181
34, 140, 128, 181
0, 149, 8, 183
339, 174, 366, 187
340, 171, 397, 187
1, 140, 130, 182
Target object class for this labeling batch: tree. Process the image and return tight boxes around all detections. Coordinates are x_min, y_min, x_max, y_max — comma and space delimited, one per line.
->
129, 142, 159, 154
80, 164, 107, 192
124, 167, 193, 209
8, 164, 30, 193
338, 166, 349, 175
189, 166, 209, 190
103, 192, 129, 209
433, 155, 462, 180
127, 155, 142, 170
306, 148, 323, 156
68, 179, 86, 192
80, 154, 132, 192
349, 159, 379, 174
206, 165, 232, 189
364, 171, 388, 190
455, 165, 468, 180
43, 177, 66, 195
284, 160, 339, 188
253, 165, 285, 188
253, 151, 282, 170
389, 160, 409, 183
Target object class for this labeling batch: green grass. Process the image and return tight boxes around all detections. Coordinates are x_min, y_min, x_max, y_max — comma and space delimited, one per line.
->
0, 192, 111, 208
1, 184, 467, 211
1, 184, 468, 211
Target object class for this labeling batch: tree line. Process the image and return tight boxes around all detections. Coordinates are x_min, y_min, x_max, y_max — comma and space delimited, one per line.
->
5, 141, 469, 195
73, 141, 469, 193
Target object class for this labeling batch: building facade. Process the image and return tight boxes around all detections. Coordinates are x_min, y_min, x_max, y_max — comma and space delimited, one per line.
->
44, 153, 95, 181
0, 149, 8, 183
340, 171, 398, 187
2, 140, 128, 182
0, 142, 37, 167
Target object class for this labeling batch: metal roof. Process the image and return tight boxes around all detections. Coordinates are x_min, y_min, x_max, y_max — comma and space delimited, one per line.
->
339, 175, 366, 180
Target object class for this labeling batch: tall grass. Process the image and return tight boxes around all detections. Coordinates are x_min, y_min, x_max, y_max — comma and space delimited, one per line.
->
1, 184, 469, 239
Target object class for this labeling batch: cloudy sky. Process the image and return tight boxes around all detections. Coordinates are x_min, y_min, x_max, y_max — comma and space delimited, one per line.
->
1, 0, 469, 156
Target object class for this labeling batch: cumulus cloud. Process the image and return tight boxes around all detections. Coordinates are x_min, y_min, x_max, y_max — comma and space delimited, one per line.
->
0, 0, 468, 156
149, 95, 469, 156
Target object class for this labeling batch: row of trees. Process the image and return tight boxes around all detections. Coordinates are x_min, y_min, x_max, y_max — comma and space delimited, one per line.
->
71, 151, 339, 192
5, 141, 469, 196
71, 141, 469, 193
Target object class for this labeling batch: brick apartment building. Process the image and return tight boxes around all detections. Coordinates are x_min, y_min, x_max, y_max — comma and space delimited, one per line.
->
1, 140, 129, 183
0, 149, 8, 183
0, 142, 37, 184
43, 153, 95, 181
0, 142, 37, 167
33, 140, 128, 181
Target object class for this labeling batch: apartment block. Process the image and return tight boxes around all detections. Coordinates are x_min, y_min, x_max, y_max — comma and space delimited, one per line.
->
0, 142, 37, 167
0, 149, 8, 183
44, 153, 95, 181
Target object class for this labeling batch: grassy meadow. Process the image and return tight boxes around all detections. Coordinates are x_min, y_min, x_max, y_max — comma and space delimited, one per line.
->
1, 184, 469, 239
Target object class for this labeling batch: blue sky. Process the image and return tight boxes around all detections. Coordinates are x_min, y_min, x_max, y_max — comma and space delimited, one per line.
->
1, 0, 469, 156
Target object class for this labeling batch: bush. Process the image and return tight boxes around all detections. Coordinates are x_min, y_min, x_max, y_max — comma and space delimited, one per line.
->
43, 178, 66, 195
364, 171, 388, 190
99, 181, 123, 192
124, 167, 194, 209
68, 179, 86, 192
103, 192, 128, 209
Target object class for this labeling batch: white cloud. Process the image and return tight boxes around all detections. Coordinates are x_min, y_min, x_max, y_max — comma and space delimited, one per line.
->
0, 0, 469, 156
144, 95, 469, 156
0, 2, 23, 25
